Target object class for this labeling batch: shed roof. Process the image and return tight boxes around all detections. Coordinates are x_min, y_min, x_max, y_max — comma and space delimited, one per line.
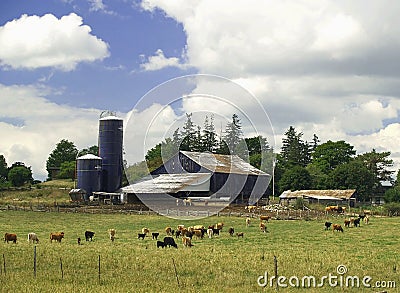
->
279, 189, 356, 200
181, 151, 269, 176
121, 173, 211, 194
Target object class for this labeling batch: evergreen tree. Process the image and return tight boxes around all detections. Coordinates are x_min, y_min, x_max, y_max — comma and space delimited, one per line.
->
180, 113, 196, 151
202, 114, 218, 153
221, 114, 244, 155
280, 126, 311, 167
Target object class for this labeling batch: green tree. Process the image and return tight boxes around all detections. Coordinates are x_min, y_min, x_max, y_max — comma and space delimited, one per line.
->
384, 188, 400, 203
280, 126, 311, 167
278, 165, 312, 193
180, 113, 196, 151
77, 145, 99, 157
0, 155, 8, 180
8, 162, 33, 187
330, 160, 375, 201
46, 139, 78, 180
356, 149, 394, 183
202, 114, 218, 153
220, 114, 244, 156
57, 161, 76, 179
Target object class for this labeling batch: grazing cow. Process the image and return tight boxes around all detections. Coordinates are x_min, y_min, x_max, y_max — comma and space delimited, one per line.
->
142, 228, 150, 235
165, 226, 172, 235
353, 218, 361, 227
177, 225, 185, 231
28, 232, 39, 244
228, 227, 235, 236
152, 232, 160, 240
212, 228, 220, 236
324, 222, 332, 230
207, 228, 213, 238
344, 219, 351, 228
163, 237, 178, 248
85, 231, 95, 241
332, 224, 344, 233
245, 205, 257, 213
4, 233, 17, 243
193, 229, 203, 239
259, 222, 266, 233
157, 240, 165, 248
358, 214, 366, 220
193, 225, 204, 230
236, 232, 244, 238
214, 222, 224, 230
175, 230, 182, 238
182, 236, 193, 247
50, 232, 64, 243
108, 229, 116, 242
138, 233, 146, 240
245, 217, 251, 227
364, 216, 369, 225
260, 215, 271, 222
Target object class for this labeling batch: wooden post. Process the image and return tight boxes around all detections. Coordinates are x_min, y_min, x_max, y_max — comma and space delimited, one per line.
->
172, 258, 179, 286
34, 246, 37, 278
98, 255, 101, 284
274, 255, 278, 291
3, 253, 5, 275
60, 257, 63, 279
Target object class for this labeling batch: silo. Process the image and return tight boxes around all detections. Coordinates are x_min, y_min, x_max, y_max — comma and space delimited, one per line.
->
98, 114, 123, 192
77, 154, 102, 198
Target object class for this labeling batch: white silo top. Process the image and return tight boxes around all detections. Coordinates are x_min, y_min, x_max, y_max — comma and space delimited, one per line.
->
77, 154, 102, 160
99, 115, 123, 121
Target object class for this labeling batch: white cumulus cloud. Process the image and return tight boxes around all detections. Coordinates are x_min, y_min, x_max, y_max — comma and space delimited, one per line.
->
0, 13, 110, 71
140, 49, 186, 71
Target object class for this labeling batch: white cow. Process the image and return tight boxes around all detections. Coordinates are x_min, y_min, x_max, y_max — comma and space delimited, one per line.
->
28, 232, 39, 244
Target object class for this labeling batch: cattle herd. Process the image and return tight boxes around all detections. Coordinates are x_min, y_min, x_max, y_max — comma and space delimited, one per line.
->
3, 207, 371, 247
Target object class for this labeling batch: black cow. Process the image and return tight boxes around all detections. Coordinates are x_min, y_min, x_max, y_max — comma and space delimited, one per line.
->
157, 240, 165, 248
138, 233, 146, 240
228, 227, 235, 236
152, 232, 159, 240
163, 237, 178, 248
212, 228, 220, 235
324, 222, 332, 230
85, 231, 95, 241
354, 218, 361, 227
175, 230, 182, 238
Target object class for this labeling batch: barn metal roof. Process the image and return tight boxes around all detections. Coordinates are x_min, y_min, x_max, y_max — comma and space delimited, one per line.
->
279, 189, 356, 200
181, 151, 269, 176
121, 173, 211, 194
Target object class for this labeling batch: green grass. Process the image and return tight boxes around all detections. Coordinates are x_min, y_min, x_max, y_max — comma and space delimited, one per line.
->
0, 211, 399, 292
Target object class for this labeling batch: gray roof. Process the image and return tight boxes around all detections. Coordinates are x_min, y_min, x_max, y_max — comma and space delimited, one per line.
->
280, 189, 356, 200
121, 173, 211, 194
181, 151, 269, 176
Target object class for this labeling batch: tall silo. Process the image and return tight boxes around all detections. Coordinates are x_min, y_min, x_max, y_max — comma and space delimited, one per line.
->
98, 113, 123, 192
77, 154, 102, 198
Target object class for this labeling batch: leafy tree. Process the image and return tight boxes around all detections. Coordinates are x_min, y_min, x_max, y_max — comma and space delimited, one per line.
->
278, 165, 312, 193
280, 126, 311, 167
8, 162, 33, 187
384, 188, 400, 203
0, 155, 8, 180
46, 139, 78, 180
356, 149, 394, 183
329, 160, 376, 201
310, 140, 356, 174
77, 145, 99, 157
57, 161, 76, 179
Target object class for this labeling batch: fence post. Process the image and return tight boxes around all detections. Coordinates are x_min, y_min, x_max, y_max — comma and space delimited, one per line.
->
3, 253, 5, 275
34, 246, 37, 278
274, 255, 278, 291
98, 255, 101, 284
60, 257, 63, 279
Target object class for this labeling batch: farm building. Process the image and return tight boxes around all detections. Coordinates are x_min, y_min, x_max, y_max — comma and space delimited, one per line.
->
279, 189, 356, 207
121, 151, 271, 205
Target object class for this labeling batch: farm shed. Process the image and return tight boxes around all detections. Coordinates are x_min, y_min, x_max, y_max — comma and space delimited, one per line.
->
122, 151, 270, 205
69, 189, 86, 202
279, 189, 356, 207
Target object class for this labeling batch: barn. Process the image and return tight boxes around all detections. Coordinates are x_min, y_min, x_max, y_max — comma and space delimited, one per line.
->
122, 151, 270, 205
279, 189, 357, 207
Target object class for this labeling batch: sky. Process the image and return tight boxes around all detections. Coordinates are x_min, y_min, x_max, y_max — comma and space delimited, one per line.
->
1, 0, 400, 181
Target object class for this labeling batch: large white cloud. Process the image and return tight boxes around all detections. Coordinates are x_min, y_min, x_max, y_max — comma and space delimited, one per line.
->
141, 0, 400, 173
0, 13, 110, 71
0, 84, 101, 180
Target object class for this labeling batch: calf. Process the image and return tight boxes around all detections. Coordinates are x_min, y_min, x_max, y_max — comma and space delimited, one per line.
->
50, 232, 64, 243
108, 229, 116, 242
364, 216, 369, 225
4, 233, 17, 244
77, 237, 81, 245
236, 232, 244, 238
353, 218, 361, 227
138, 233, 146, 240
324, 222, 332, 230
152, 232, 160, 240
344, 219, 351, 228
182, 236, 193, 247
28, 232, 39, 244
259, 221, 266, 233
163, 237, 178, 248
156, 240, 165, 248
85, 230, 95, 241
207, 228, 213, 238
245, 217, 251, 227
165, 226, 172, 235
228, 227, 235, 236
332, 224, 344, 233
142, 228, 150, 235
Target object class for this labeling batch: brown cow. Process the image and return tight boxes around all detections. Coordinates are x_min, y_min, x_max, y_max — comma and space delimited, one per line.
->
236, 232, 244, 238
182, 236, 193, 247
332, 224, 344, 233
260, 215, 271, 222
4, 233, 17, 243
344, 219, 351, 228
50, 232, 64, 243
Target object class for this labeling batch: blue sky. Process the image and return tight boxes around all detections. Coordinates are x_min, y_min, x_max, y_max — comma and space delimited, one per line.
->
2, 0, 400, 180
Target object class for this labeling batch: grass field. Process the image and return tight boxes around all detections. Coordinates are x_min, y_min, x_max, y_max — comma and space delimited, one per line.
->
0, 211, 398, 292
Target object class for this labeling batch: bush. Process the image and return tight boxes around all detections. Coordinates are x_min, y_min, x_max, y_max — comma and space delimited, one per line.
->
384, 202, 400, 216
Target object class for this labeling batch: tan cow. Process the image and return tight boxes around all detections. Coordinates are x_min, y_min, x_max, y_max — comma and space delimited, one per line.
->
245, 217, 251, 227
108, 229, 116, 242
182, 236, 193, 247
50, 232, 64, 243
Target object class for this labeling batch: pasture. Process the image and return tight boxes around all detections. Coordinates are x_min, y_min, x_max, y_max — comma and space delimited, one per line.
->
0, 210, 399, 292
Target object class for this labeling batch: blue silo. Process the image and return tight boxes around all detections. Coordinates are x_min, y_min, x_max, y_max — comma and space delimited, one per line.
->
98, 114, 123, 192
77, 154, 102, 198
